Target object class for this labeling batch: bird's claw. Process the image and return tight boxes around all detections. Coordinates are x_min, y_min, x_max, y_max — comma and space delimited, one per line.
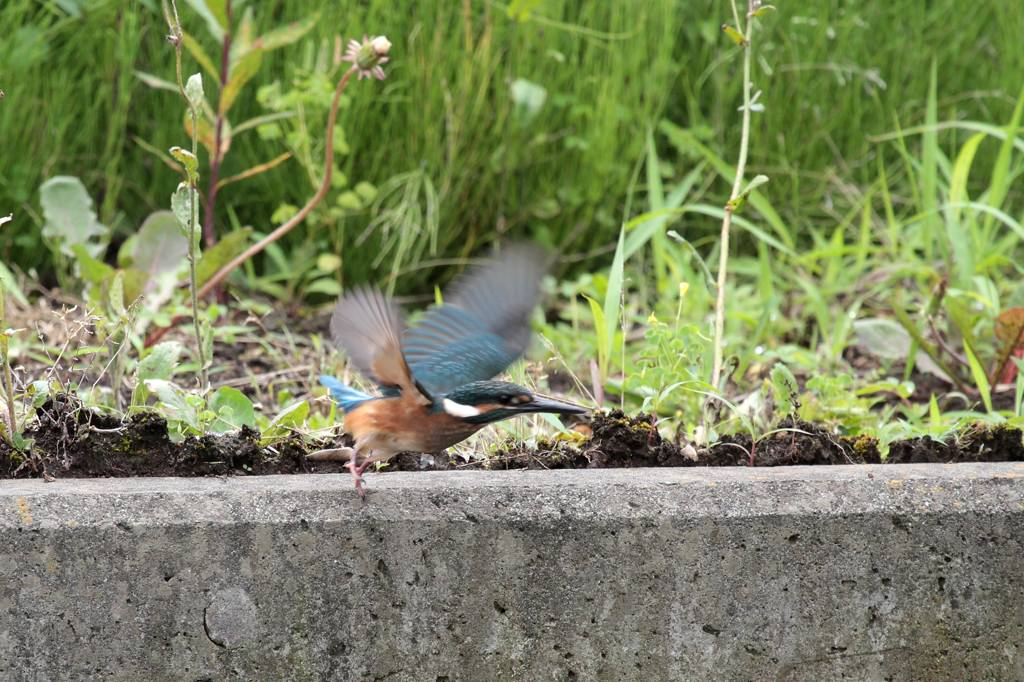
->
347, 460, 367, 499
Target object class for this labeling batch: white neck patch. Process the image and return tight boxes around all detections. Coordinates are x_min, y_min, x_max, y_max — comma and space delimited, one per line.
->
442, 398, 482, 418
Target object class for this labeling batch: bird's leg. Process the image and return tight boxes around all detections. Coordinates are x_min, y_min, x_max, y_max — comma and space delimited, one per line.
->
346, 448, 368, 498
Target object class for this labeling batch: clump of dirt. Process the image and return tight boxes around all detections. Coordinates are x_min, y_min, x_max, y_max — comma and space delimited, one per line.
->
482, 411, 689, 470
703, 418, 882, 466
0, 395, 347, 479
886, 424, 1024, 464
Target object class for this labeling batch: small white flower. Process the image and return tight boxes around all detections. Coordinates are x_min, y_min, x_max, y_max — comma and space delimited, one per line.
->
0, 213, 12, 228
343, 35, 391, 80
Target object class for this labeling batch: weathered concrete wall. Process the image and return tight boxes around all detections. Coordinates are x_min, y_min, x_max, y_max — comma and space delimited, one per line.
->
1, 464, 1022, 681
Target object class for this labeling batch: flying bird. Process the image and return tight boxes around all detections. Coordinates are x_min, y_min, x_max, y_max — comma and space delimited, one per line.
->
316, 243, 587, 496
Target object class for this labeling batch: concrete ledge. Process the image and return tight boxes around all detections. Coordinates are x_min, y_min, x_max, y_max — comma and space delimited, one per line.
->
2, 464, 1023, 681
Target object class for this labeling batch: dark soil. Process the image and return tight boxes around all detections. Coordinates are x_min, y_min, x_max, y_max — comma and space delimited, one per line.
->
1, 401, 1022, 480
0, 395, 349, 479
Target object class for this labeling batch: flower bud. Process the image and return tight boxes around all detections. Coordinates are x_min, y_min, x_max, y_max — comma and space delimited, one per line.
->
371, 36, 392, 57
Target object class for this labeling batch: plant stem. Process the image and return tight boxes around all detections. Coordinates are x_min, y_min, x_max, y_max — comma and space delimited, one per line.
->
203, 0, 232, 249
166, 0, 209, 390
0, 291, 14, 447
710, 4, 756, 393
196, 66, 357, 300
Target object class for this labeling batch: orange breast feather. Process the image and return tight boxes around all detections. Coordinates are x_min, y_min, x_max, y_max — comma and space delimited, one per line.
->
344, 396, 482, 459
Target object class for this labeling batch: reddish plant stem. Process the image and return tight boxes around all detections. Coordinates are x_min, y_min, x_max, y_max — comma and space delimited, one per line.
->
203, 0, 232, 249
145, 66, 357, 348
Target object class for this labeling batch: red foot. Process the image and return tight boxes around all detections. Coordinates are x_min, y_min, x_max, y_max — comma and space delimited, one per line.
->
346, 459, 374, 499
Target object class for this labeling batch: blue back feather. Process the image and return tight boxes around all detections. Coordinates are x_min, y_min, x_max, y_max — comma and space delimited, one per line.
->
319, 375, 373, 413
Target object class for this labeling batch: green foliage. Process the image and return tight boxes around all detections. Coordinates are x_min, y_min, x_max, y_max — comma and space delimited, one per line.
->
39, 176, 109, 259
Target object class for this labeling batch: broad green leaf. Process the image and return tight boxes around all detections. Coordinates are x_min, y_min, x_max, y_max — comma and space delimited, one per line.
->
39, 176, 109, 257
262, 399, 309, 442
132, 211, 189, 280
197, 228, 252, 286
137, 341, 183, 382
208, 386, 256, 433
145, 379, 201, 432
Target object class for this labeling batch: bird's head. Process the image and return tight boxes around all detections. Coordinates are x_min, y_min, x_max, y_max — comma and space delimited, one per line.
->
440, 380, 588, 425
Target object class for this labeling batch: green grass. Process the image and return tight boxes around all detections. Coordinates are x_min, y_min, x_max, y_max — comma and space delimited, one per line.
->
2, 0, 1023, 290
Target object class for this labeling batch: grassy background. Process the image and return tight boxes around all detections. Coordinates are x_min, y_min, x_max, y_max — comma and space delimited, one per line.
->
2, 0, 1022, 288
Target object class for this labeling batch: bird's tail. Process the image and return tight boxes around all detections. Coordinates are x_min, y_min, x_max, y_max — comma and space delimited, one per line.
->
319, 375, 372, 413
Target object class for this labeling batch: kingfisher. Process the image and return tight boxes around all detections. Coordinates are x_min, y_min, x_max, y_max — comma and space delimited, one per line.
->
314, 243, 587, 496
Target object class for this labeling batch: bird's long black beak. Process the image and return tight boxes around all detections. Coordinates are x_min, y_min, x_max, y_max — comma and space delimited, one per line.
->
517, 394, 589, 416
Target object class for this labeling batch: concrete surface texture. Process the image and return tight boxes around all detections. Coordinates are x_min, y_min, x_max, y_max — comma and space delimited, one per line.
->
1, 464, 1022, 681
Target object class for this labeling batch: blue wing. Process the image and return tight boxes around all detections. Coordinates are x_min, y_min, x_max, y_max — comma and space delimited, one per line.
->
319, 375, 373, 413
403, 243, 549, 395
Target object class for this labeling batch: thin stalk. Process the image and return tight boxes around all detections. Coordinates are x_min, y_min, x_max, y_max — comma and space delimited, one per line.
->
710, 4, 756, 392
166, 0, 209, 390
0, 292, 15, 447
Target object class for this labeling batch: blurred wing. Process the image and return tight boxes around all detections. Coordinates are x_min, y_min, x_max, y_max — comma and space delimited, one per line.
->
403, 243, 549, 394
329, 287, 431, 404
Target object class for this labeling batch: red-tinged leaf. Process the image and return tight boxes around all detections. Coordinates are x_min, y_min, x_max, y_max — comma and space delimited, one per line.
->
991, 307, 1024, 385
995, 307, 1024, 345
221, 50, 262, 114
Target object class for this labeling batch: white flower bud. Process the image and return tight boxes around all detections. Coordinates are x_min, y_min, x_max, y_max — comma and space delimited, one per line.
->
371, 36, 392, 56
